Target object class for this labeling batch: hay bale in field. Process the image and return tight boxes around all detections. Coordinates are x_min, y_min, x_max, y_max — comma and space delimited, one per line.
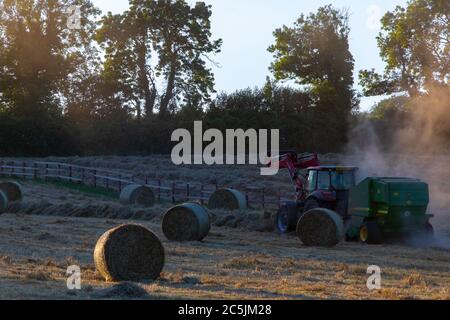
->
296, 208, 344, 247
0, 181, 23, 202
208, 188, 246, 210
120, 184, 155, 208
162, 203, 211, 241
0, 191, 8, 213
94, 224, 164, 282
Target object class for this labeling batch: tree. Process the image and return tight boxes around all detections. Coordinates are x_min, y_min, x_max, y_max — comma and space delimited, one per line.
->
268, 5, 357, 147
0, 0, 99, 115
96, 4, 158, 118
0, 0, 99, 155
359, 0, 449, 97
96, 0, 222, 118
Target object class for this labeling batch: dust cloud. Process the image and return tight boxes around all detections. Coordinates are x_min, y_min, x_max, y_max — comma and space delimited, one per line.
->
342, 87, 450, 247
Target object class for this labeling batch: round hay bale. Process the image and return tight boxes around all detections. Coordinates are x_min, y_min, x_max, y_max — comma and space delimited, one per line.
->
208, 188, 246, 210
162, 203, 211, 241
0, 190, 8, 214
0, 181, 23, 202
120, 184, 155, 208
94, 224, 164, 282
296, 208, 344, 247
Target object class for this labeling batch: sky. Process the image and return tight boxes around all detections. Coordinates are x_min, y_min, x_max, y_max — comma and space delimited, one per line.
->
92, 0, 409, 111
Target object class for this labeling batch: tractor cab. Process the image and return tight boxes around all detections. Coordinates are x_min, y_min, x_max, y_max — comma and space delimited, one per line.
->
303, 166, 358, 218
306, 166, 357, 192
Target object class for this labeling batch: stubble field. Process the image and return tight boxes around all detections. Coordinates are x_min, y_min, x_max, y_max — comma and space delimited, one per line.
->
0, 154, 449, 300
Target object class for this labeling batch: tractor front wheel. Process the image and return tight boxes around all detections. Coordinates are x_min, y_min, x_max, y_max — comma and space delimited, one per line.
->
359, 222, 382, 244
276, 206, 297, 234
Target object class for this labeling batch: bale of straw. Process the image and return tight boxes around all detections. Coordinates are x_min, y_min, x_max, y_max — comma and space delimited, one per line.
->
162, 203, 211, 241
120, 184, 155, 208
296, 208, 344, 247
0, 191, 8, 214
94, 224, 164, 282
0, 181, 23, 202
208, 188, 246, 210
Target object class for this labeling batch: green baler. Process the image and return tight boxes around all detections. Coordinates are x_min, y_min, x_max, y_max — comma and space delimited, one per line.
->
346, 177, 434, 244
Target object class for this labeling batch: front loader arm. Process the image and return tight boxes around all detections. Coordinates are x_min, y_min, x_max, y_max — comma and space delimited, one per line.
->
269, 151, 320, 202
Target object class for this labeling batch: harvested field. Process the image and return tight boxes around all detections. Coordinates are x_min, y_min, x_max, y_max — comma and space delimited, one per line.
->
0, 154, 449, 299
0, 212, 449, 300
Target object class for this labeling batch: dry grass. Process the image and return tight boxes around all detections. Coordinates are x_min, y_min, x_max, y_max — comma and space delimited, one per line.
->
1, 211, 448, 299
0, 154, 449, 299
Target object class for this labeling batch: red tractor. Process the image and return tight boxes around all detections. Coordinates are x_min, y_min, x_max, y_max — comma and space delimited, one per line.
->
273, 151, 358, 233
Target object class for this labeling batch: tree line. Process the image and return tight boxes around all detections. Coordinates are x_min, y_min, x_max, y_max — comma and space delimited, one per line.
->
0, 0, 448, 156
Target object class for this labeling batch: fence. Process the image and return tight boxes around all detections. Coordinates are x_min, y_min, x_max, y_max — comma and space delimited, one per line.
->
0, 159, 290, 209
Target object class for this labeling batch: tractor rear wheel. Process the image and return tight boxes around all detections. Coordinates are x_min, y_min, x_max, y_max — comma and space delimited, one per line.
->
359, 221, 382, 244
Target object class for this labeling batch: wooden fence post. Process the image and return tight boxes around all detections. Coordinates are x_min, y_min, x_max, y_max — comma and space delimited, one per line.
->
200, 184, 204, 205
245, 190, 249, 208
262, 188, 265, 209
158, 179, 161, 202
278, 188, 281, 209
172, 182, 176, 203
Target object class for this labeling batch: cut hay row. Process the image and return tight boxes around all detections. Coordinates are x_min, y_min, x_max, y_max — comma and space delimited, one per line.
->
162, 203, 211, 241
120, 184, 155, 207
5, 201, 163, 221
0, 160, 283, 209
94, 224, 165, 282
297, 208, 344, 247
208, 188, 246, 210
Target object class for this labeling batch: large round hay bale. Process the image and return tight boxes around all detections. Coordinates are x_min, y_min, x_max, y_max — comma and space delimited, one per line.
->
0, 181, 23, 202
0, 191, 8, 214
162, 203, 211, 241
94, 224, 165, 282
120, 184, 155, 207
208, 188, 246, 210
296, 208, 344, 247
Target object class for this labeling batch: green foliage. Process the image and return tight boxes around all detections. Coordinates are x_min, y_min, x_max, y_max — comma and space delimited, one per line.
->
268, 5, 358, 147
96, 0, 222, 118
359, 0, 449, 96
369, 95, 410, 120
1, 1, 447, 157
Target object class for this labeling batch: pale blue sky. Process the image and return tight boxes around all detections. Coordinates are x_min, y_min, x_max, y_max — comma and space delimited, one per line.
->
92, 0, 408, 111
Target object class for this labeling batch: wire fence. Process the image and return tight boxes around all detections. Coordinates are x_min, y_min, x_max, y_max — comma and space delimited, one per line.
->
0, 159, 290, 209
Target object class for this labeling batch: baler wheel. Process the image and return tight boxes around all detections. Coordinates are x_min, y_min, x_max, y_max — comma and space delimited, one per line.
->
359, 222, 382, 244
420, 222, 434, 240
424, 222, 434, 235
